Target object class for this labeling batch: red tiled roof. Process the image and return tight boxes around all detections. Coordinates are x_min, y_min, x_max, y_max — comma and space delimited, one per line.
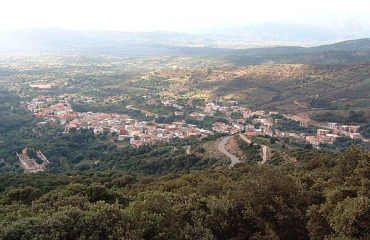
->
245, 132, 257, 136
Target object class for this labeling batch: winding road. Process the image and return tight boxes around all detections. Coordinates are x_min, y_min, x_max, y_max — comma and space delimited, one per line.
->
218, 136, 239, 167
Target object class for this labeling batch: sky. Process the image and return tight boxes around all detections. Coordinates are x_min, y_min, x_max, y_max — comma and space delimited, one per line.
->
0, 0, 370, 33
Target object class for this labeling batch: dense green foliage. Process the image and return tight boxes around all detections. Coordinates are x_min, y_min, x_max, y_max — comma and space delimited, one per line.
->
275, 118, 310, 132
0, 146, 369, 239
309, 98, 331, 108
0, 91, 33, 135
360, 124, 370, 138
312, 110, 367, 124
0, 91, 35, 172
320, 136, 364, 152
0, 122, 225, 174
99, 138, 224, 175
235, 136, 262, 164
311, 112, 343, 123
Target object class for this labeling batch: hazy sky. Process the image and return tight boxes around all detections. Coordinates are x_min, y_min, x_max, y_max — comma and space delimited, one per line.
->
1, 0, 369, 32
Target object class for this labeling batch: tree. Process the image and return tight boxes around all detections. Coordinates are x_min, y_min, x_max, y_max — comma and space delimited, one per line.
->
6, 186, 41, 205
26, 148, 37, 159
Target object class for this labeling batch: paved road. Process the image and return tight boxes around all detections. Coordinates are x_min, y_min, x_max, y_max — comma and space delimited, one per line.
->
218, 136, 239, 167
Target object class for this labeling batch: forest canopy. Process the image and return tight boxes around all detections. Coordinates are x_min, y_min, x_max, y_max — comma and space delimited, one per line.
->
1, 146, 370, 239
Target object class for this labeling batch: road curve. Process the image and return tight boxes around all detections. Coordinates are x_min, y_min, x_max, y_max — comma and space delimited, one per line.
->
218, 136, 239, 167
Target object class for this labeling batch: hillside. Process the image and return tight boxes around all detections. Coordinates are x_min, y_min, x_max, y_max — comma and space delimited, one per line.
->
205, 23, 370, 43
1, 145, 370, 239
311, 38, 370, 52
224, 50, 370, 67
224, 39, 370, 66
142, 63, 370, 112
1, 52, 369, 114
232, 38, 370, 56
2, 28, 370, 59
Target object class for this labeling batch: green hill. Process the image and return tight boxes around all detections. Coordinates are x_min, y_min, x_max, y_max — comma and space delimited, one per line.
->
151, 63, 370, 112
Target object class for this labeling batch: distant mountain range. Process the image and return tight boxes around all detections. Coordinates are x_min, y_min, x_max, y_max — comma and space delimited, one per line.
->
1, 27, 370, 57
201, 23, 370, 42
230, 38, 370, 55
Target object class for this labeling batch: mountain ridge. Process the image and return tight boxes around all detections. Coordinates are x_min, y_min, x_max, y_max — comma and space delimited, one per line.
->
1, 28, 370, 57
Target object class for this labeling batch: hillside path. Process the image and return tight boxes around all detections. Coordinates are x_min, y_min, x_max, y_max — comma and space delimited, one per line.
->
239, 134, 268, 164
126, 105, 159, 118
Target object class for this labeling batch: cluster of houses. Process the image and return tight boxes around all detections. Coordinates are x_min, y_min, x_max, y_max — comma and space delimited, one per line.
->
327, 122, 360, 134
189, 100, 278, 136
275, 122, 362, 148
67, 112, 212, 147
307, 124, 361, 148
26, 95, 365, 149
188, 100, 365, 149
162, 99, 184, 110
274, 130, 343, 148
26, 95, 213, 148
25, 94, 75, 125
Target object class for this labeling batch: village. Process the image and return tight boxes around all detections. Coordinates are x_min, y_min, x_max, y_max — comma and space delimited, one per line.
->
25, 94, 364, 150
25, 94, 213, 148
